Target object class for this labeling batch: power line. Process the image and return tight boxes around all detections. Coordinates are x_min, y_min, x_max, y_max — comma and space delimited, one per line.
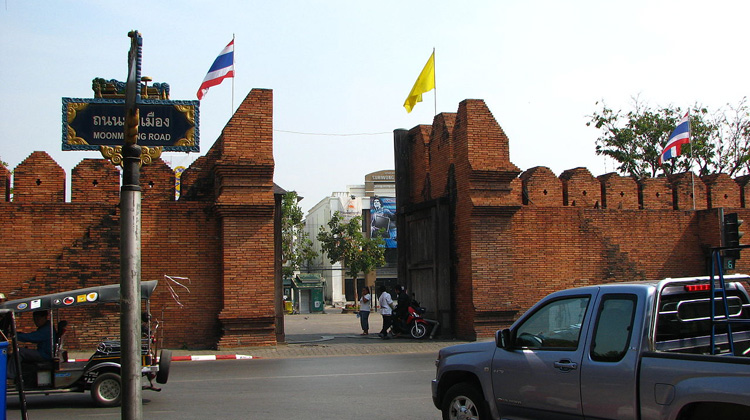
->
274, 129, 390, 137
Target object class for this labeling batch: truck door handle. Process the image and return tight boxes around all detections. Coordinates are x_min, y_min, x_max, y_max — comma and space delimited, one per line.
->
554, 360, 578, 372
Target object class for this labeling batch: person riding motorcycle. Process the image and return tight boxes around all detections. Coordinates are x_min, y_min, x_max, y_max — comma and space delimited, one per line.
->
392, 285, 411, 337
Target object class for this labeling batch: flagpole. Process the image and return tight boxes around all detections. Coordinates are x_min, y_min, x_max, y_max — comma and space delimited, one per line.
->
689, 110, 695, 210
433, 47, 437, 116
232, 33, 235, 114
691, 172, 696, 210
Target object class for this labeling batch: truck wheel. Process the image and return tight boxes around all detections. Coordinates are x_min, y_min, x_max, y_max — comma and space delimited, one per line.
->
410, 323, 428, 339
156, 349, 172, 384
91, 372, 122, 407
442, 382, 487, 420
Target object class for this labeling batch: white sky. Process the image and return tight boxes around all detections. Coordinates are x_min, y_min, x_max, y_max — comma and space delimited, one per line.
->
2, 1, 750, 214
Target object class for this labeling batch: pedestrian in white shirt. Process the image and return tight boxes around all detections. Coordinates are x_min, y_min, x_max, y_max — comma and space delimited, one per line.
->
378, 285, 394, 339
359, 287, 371, 335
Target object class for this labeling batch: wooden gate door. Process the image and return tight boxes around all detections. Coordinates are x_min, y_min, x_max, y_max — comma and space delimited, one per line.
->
402, 198, 453, 334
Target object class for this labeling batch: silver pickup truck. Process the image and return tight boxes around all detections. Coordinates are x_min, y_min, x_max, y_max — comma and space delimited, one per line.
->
432, 275, 750, 420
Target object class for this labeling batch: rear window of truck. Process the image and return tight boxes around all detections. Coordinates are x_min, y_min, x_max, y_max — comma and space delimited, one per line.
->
655, 284, 750, 355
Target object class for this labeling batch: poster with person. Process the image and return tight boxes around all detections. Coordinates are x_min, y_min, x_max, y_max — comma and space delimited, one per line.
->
370, 196, 397, 248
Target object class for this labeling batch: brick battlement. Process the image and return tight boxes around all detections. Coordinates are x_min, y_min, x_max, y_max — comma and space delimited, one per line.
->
399, 100, 744, 212
7, 153, 742, 213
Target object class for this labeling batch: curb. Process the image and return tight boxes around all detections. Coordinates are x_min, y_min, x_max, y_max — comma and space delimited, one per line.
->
67, 354, 256, 363
171, 354, 255, 362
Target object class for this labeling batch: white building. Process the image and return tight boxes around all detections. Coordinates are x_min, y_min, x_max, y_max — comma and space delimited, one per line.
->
303, 170, 396, 306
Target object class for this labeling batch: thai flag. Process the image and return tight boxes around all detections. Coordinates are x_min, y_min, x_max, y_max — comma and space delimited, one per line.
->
659, 112, 690, 165
197, 39, 234, 100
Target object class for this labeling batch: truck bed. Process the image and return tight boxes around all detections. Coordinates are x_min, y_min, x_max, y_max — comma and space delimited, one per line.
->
639, 351, 750, 419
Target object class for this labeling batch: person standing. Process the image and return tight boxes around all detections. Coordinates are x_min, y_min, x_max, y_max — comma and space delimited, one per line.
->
358, 287, 371, 335
377, 285, 394, 339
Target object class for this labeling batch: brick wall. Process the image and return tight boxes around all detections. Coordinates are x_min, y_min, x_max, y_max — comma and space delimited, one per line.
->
71, 159, 120, 204
0, 165, 11, 202
521, 166, 561, 206
13, 151, 66, 203
409, 125, 433, 202
0, 89, 277, 350
400, 98, 747, 340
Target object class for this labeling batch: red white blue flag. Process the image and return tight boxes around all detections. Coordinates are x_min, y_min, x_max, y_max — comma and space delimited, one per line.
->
659, 112, 690, 165
197, 39, 234, 100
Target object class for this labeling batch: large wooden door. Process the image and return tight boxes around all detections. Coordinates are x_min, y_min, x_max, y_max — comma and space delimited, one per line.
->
402, 199, 453, 333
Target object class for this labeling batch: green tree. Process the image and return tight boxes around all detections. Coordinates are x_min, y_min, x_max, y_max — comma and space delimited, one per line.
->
281, 191, 317, 277
587, 97, 750, 177
317, 211, 386, 286
588, 97, 685, 177
708, 98, 750, 176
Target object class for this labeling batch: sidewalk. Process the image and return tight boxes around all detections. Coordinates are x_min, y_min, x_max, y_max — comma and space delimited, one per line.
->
234, 311, 472, 359
180, 307, 466, 359
71, 311, 474, 361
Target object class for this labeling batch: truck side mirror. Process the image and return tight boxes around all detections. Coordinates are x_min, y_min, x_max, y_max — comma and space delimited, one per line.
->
495, 328, 511, 349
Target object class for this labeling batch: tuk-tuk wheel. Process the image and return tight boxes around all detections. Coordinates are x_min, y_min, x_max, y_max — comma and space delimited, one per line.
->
156, 349, 172, 384
91, 372, 122, 407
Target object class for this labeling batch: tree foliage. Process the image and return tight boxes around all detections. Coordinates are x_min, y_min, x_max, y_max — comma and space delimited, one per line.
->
588, 97, 750, 178
281, 191, 317, 277
317, 211, 386, 282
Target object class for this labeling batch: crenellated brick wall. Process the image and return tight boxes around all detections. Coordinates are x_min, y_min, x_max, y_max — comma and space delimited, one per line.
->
0, 89, 279, 350
397, 98, 747, 340
560, 168, 601, 208
13, 151, 66, 203
670, 171, 708, 210
71, 159, 121, 204
598, 172, 639, 210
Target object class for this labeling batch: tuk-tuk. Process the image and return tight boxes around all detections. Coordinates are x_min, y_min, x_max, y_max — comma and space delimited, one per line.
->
0, 280, 171, 407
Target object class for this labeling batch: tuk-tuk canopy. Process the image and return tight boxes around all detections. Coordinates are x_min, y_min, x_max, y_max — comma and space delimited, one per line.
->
0, 280, 158, 313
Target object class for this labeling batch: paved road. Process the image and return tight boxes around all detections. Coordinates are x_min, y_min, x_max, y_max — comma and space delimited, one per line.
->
6, 353, 443, 420
6, 311, 477, 419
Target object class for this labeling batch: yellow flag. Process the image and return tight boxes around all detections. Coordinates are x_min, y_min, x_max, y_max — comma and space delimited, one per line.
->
403, 51, 435, 113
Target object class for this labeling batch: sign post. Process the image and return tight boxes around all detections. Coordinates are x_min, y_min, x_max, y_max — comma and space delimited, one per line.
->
61, 33, 200, 419
121, 30, 143, 420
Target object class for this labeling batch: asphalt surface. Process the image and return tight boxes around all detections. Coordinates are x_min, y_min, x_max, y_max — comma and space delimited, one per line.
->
7, 353, 443, 420
7, 310, 467, 419
71, 310, 475, 361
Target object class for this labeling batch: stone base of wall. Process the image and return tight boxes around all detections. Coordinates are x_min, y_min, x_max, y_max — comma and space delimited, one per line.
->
218, 316, 277, 348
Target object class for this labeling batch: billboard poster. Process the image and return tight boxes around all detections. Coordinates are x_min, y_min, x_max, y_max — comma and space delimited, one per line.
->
370, 196, 396, 248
